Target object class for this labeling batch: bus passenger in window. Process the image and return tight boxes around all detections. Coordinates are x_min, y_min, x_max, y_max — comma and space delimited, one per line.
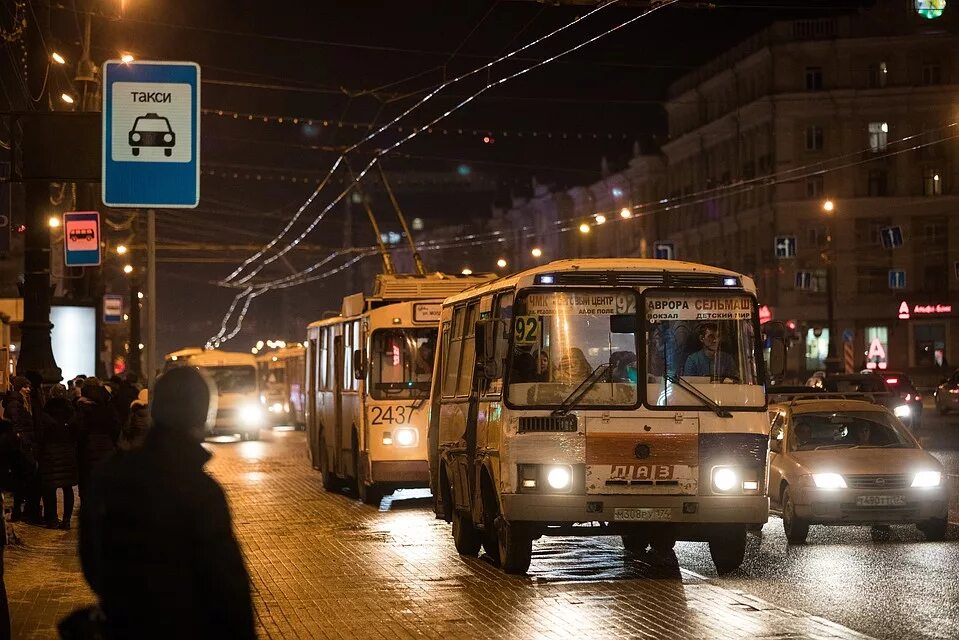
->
553, 348, 591, 384
684, 322, 736, 379
610, 351, 637, 383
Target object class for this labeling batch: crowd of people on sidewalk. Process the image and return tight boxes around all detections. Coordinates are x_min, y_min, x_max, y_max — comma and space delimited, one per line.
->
1, 372, 148, 530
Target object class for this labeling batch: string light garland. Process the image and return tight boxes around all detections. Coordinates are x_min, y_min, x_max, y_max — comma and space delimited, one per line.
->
202, 107, 636, 142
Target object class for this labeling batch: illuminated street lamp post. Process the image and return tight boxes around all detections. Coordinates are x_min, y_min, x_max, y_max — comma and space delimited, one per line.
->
821, 199, 840, 373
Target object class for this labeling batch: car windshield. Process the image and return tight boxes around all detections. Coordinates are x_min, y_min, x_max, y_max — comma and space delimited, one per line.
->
369, 328, 436, 400
205, 365, 257, 394
645, 292, 763, 408
790, 411, 915, 451
133, 116, 171, 132
507, 289, 638, 407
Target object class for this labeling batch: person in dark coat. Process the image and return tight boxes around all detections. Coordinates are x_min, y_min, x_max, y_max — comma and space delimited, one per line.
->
117, 389, 149, 452
0, 418, 29, 640
38, 385, 78, 529
74, 379, 120, 504
80, 366, 255, 640
3, 376, 39, 523
110, 373, 140, 427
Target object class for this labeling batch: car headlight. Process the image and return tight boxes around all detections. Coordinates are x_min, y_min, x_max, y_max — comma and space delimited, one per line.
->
712, 467, 738, 492
131, 132, 141, 142
894, 404, 911, 418
912, 471, 941, 488
394, 427, 417, 447
812, 473, 847, 489
239, 404, 264, 426
546, 465, 572, 490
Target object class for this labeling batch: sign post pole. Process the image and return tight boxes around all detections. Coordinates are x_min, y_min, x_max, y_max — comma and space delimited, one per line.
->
147, 209, 157, 390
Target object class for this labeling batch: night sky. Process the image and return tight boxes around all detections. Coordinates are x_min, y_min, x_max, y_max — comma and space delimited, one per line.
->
1, 0, 872, 353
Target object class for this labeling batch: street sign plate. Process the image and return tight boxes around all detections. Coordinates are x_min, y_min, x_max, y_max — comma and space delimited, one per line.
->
653, 241, 674, 260
63, 211, 101, 267
103, 294, 123, 324
102, 60, 200, 208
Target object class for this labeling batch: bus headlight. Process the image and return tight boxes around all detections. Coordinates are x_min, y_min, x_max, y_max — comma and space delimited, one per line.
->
712, 467, 738, 492
394, 427, 417, 447
269, 402, 283, 414
239, 404, 264, 427
546, 465, 572, 490
912, 471, 941, 488
894, 404, 911, 418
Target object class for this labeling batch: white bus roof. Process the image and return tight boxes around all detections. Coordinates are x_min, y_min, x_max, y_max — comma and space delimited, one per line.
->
164, 347, 205, 361
255, 346, 305, 363
176, 350, 257, 367
440, 258, 755, 306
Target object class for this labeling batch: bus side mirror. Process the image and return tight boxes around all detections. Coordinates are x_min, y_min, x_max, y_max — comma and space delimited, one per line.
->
474, 319, 503, 380
352, 349, 366, 380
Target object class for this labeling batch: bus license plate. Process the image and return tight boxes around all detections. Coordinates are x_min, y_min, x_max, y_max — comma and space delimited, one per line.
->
855, 495, 905, 507
614, 507, 672, 522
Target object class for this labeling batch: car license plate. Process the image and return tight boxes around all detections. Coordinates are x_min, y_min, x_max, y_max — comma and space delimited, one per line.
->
855, 495, 906, 507
614, 507, 673, 522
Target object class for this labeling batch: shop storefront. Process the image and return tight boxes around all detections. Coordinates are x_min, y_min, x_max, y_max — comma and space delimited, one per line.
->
895, 300, 955, 376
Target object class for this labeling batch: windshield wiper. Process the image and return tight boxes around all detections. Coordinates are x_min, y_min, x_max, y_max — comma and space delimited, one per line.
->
665, 374, 732, 418
813, 444, 855, 450
552, 363, 611, 417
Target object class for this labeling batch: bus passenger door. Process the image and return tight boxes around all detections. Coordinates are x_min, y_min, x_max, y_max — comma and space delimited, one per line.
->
333, 334, 345, 476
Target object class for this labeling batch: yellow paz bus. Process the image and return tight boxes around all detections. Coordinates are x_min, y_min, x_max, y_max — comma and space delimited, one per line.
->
429, 258, 785, 574
305, 272, 496, 504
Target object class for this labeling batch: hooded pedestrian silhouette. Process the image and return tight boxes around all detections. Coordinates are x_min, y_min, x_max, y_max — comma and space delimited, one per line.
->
79, 366, 255, 639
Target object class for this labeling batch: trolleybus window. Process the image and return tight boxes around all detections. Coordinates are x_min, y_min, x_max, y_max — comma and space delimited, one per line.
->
206, 365, 257, 394
507, 290, 638, 407
645, 292, 762, 408
370, 328, 437, 399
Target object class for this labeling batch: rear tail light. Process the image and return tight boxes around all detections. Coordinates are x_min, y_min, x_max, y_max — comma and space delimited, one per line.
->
915, 394, 922, 401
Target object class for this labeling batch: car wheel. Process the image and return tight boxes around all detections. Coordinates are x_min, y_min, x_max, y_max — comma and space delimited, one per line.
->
451, 509, 482, 556
495, 516, 533, 575
708, 526, 748, 575
870, 525, 892, 542
621, 534, 649, 554
782, 487, 810, 544
917, 517, 948, 542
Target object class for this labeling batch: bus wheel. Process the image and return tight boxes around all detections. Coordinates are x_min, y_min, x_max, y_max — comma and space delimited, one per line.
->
621, 534, 649, 554
452, 510, 482, 556
319, 438, 339, 492
495, 516, 533, 575
708, 526, 747, 576
359, 481, 384, 507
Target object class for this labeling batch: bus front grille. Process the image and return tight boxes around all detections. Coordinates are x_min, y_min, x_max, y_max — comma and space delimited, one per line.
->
518, 416, 578, 433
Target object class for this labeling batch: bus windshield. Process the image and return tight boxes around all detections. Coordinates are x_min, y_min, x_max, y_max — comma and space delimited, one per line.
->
645, 292, 763, 408
507, 289, 638, 407
205, 365, 257, 394
370, 328, 437, 399
267, 367, 286, 384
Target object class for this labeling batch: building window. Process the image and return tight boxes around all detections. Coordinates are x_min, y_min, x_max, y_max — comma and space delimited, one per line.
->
805, 66, 823, 91
913, 323, 946, 368
923, 169, 942, 196
868, 122, 888, 152
856, 266, 888, 293
922, 219, 947, 244
921, 265, 948, 293
805, 328, 829, 372
810, 268, 828, 293
868, 169, 888, 196
806, 175, 824, 198
867, 61, 888, 88
922, 62, 941, 85
804, 126, 824, 151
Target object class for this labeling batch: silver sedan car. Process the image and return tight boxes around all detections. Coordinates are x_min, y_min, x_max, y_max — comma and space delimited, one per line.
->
768, 398, 948, 544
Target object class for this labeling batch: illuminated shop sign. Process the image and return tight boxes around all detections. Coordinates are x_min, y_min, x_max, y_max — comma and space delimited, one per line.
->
897, 301, 953, 320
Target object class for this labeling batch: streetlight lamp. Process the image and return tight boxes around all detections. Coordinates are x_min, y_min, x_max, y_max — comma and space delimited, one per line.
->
461, 268, 473, 275
496, 258, 507, 269
47, 216, 61, 229
123, 264, 134, 274
579, 223, 591, 234
51, 52, 66, 65
594, 214, 606, 225
116, 244, 128, 255
620, 207, 632, 219
821, 199, 839, 372
120, 53, 135, 63
531, 247, 542, 258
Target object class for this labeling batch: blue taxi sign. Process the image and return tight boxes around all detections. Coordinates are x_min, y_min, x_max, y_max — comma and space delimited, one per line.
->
102, 60, 200, 208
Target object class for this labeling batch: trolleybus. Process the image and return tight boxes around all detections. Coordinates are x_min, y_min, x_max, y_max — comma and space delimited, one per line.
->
256, 345, 306, 429
429, 259, 783, 574
305, 273, 496, 504
163, 348, 265, 440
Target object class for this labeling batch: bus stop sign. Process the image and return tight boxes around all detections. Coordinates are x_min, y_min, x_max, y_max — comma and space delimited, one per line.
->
102, 60, 200, 208
63, 211, 101, 267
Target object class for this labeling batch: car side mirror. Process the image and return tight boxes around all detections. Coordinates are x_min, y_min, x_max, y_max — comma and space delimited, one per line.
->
769, 437, 783, 454
352, 349, 366, 380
